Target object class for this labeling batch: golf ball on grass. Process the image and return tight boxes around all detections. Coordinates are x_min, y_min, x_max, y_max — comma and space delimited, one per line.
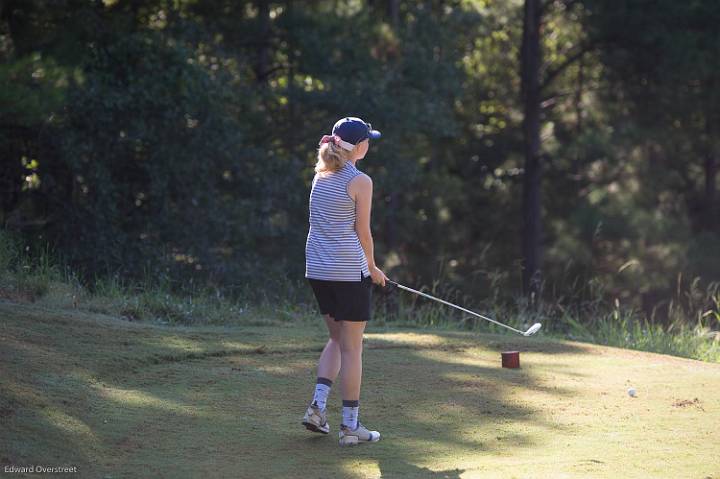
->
627, 387, 637, 397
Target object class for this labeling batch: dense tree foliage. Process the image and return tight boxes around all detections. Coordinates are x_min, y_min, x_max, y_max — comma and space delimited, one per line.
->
1, 0, 718, 320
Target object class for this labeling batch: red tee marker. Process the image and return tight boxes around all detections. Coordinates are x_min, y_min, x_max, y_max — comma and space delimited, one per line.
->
502, 351, 520, 369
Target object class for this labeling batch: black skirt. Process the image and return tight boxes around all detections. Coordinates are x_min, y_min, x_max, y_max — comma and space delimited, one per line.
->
307, 274, 373, 322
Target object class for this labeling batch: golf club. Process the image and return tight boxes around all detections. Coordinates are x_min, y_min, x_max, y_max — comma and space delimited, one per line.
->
386, 279, 542, 337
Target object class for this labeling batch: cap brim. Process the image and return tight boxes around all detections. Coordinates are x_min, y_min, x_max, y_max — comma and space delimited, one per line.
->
368, 130, 382, 140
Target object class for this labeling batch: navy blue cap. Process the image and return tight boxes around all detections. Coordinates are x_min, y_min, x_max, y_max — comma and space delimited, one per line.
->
331, 117, 381, 147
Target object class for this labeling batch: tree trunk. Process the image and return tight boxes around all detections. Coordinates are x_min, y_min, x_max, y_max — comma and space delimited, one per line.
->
0, 0, 11, 62
703, 113, 718, 230
388, 0, 399, 28
705, 153, 718, 229
520, 0, 542, 300
384, 0, 401, 319
367, 0, 399, 27
575, 58, 584, 132
254, 0, 270, 84
573, 56, 584, 175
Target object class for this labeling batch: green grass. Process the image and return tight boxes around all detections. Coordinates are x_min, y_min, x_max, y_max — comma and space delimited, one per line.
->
2, 300, 719, 478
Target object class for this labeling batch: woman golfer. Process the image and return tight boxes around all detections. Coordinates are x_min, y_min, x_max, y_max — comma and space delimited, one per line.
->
302, 116, 387, 446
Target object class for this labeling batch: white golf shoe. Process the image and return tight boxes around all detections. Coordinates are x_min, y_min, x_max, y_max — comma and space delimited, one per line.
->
338, 422, 381, 446
302, 401, 329, 434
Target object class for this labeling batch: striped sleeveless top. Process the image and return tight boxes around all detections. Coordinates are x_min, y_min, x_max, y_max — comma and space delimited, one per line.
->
305, 161, 371, 282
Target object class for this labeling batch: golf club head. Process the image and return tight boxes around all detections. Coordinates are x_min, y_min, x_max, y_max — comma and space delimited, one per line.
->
523, 323, 542, 336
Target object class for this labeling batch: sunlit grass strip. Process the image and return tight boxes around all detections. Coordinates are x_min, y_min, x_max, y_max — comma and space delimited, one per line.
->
91, 384, 200, 416
40, 407, 97, 439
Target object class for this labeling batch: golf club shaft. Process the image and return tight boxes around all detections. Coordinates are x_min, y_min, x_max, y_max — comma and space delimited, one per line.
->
386, 280, 526, 335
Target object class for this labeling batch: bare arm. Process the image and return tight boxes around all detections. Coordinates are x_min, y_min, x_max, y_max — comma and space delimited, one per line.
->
349, 173, 386, 285
352, 174, 376, 268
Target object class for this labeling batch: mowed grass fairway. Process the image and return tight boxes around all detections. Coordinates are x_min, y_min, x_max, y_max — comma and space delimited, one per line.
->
2, 300, 719, 479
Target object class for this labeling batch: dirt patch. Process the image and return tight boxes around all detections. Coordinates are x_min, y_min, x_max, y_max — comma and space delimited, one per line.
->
0, 287, 34, 303
0, 406, 15, 418
116, 436, 143, 452
672, 398, 705, 411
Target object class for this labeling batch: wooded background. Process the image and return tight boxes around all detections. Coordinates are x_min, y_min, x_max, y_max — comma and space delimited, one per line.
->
1, 0, 718, 322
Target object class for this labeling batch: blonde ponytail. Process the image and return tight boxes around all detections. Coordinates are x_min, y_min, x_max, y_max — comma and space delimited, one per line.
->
315, 142, 352, 174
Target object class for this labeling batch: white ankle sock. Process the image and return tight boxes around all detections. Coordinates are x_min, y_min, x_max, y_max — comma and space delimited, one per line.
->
312, 383, 331, 410
342, 400, 359, 429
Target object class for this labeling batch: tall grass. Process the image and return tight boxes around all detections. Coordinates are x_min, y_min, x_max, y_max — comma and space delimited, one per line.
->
378, 274, 720, 363
555, 299, 720, 362
0, 230, 62, 301
1, 228, 718, 362
0, 229, 314, 326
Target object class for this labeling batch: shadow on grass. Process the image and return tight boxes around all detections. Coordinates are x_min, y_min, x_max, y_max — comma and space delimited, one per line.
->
378, 458, 465, 478
3, 300, 589, 478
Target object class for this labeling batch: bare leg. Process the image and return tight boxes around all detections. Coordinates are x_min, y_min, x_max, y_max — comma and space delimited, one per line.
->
317, 315, 342, 381
339, 320, 367, 401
